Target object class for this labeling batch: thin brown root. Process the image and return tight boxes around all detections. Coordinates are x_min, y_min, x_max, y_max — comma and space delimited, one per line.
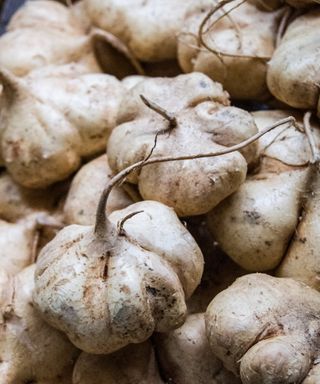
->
303, 111, 320, 164
198, 0, 270, 60
31, 230, 40, 263
276, 6, 292, 48
140, 95, 177, 128
94, 115, 296, 238
117, 211, 144, 236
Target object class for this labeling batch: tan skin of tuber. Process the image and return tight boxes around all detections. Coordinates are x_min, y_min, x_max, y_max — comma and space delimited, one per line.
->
207, 110, 317, 272
154, 313, 240, 384
206, 274, 320, 384
0, 0, 101, 76
83, 0, 213, 63
33, 101, 295, 354
0, 66, 124, 188
63, 154, 134, 226
0, 265, 79, 384
73, 341, 164, 384
178, 0, 282, 100
267, 9, 320, 113
276, 112, 320, 290
108, 73, 259, 217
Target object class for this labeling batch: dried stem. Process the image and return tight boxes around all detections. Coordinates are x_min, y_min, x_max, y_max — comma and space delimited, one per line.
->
140, 95, 177, 128
94, 116, 296, 238
303, 111, 320, 164
198, 0, 270, 61
276, 6, 292, 48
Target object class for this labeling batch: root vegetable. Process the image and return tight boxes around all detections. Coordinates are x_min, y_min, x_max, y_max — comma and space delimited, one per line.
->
0, 67, 124, 188
205, 274, 320, 384
178, 0, 282, 100
33, 197, 203, 353
73, 342, 163, 384
63, 155, 133, 225
84, 0, 211, 63
0, 171, 65, 222
108, 73, 258, 216
0, 217, 38, 276
267, 9, 320, 113
207, 110, 315, 271
155, 313, 240, 384
0, 265, 79, 384
0, 0, 100, 76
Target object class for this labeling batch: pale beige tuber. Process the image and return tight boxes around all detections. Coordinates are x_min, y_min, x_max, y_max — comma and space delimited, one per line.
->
33, 198, 203, 354
0, 67, 124, 188
73, 342, 163, 384
0, 265, 79, 384
155, 313, 240, 384
178, 0, 281, 100
267, 9, 320, 115
63, 155, 133, 225
207, 110, 316, 271
206, 274, 320, 383
108, 73, 258, 216
0, 0, 100, 76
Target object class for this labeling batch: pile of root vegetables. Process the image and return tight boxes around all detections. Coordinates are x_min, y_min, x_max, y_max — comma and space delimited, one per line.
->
1, 0, 320, 383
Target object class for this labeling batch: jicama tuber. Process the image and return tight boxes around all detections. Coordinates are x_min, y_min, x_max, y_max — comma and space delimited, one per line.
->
267, 9, 320, 115
206, 274, 320, 383
33, 198, 203, 353
178, 0, 282, 100
108, 73, 258, 216
0, 67, 124, 188
73, 342, 163, 384
0, 0, 100, 76
63, 155, 133, 225
155, 313, 240, 384
84, 0, 211, 63
207, 110, 316, 271
0, 265, 79, 384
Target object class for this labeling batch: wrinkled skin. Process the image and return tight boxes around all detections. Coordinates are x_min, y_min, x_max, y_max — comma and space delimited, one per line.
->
0, 217, 38, 276
155, 313, 240, 384
0, 67, 124, 188
108, 73, 257, 217
34, 201, 203, 354
206, 274, 320, 384
0, 0, 100, 76
73, 342, 163, 384
178, 1, 281, 100
84, 0, 211, 62
267, 10, 320, 113
207, 110, 316, 271
64, 155, 133, 225
0, 265, 79, 384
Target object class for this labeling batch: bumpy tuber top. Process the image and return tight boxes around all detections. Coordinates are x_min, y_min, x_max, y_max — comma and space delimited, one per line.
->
206, 274, 320, 383
33, 198, 204, 354
0, 67, 124, 188
108, 72, 258, 216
